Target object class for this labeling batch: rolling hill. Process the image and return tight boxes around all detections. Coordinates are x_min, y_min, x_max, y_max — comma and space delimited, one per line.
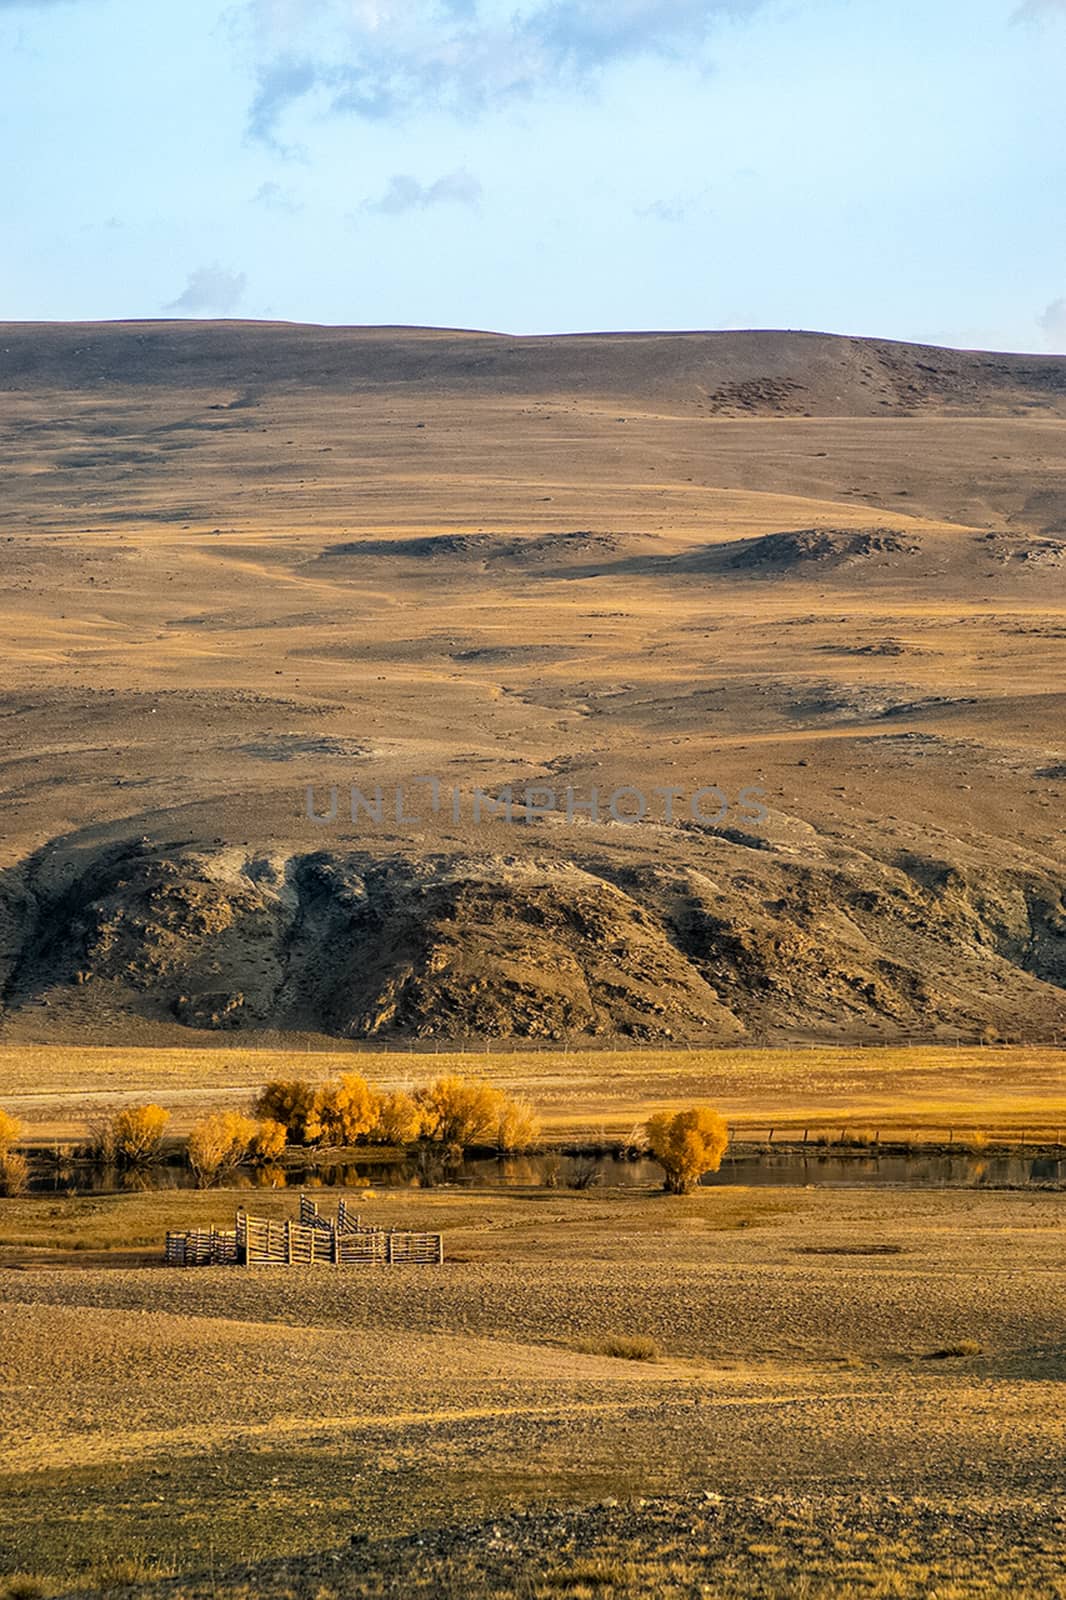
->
1, 322, 1064, 1044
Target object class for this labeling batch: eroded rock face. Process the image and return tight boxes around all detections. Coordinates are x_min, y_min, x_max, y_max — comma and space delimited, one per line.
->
725, 528, 922, 573
1, 838, 1064, 1043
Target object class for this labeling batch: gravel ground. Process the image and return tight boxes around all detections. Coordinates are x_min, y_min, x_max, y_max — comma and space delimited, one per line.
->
0, 1186, 1062, 1595
53, 1491, 1066, 1599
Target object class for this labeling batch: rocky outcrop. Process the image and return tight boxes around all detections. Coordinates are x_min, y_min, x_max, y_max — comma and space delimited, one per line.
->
1, 837, 1064, 1043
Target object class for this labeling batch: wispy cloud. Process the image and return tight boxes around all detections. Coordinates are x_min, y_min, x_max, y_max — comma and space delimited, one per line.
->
248, 56, 321, 147
166, 266, 248, 315
638, 198, 688, 224
247, 0, 767, 140
253, 179, 302, 213
364, 168, 482, 214
1012, 0, 1066, 19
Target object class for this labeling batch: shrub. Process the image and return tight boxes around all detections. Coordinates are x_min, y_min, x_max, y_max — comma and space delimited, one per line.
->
111, 1104, 169, 1166
254, 1079, 323, 1145
249, 1118, 287, 1164
577, 1334, 661, 1362
187, 1111, 260, 1185
85, 1114, 117, 1164
496, 1096, 540, 1153
0, 1153, 29, 1197
1, 1577, 55, 1600
416, 1075, 504, 1148
0, 1108, 22, 1158
924, 1339, 983, 1360
372, 1090, 425, 1146
318, 1073, 378, 1147
567, 1156, 601, 1190
646, 1106, 729, 1194
415, 1075, 540, 1152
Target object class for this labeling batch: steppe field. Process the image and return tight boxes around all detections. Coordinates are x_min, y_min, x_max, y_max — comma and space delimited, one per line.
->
1, 323, 1065, 1597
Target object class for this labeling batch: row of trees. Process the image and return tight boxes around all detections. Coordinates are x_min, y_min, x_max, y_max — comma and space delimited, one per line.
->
0, 1090, 728, 1195
253, 1073, 540, 1156
65, 1074, 543, 1184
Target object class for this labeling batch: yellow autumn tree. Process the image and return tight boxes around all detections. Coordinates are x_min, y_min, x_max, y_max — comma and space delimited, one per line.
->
112, 1104, 170, 1166
249, 1118, 287, 1164
372, 1090, 425, 1146
187, 1111, 259, 1185
415, 1076, 540, 1153
0, 1108, 22, 1158
0, 1108, 27, 1196
646, 1106, 729, 1194
416, 1076, 504, 1149
496, 1096, 540, 1152
254, 1080, 323, 1145
317, 1074, 379, 1147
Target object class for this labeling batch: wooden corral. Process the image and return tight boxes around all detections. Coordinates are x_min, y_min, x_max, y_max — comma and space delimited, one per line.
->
165, 1196, 444, 1267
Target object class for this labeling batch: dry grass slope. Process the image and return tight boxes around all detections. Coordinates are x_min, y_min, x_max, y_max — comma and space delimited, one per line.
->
0, 323, 1064, 1049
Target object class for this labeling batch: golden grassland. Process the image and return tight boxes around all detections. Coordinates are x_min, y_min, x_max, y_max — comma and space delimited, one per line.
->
0, 1183, 1063, 1596
3, 1043, 1065, 1145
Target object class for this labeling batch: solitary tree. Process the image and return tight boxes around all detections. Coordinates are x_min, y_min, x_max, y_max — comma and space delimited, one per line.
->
646, 1106, 729, 1194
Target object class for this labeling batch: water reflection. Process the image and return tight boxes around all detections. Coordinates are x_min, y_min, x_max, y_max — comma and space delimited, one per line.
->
26, 1148, 1063, 1196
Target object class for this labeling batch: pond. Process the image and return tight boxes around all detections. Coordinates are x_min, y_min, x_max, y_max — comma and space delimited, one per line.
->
25, 1147, 1064, 1195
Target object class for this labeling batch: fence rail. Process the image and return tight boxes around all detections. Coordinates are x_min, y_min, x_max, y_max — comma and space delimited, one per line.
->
167, 1199, 443, 1268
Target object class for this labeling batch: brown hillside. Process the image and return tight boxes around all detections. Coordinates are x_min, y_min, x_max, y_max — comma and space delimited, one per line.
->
0, 322, 1064, 1045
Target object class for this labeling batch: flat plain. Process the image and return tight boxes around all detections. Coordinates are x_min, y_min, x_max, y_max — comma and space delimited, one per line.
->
2, 1042, 1066, 1146
1, 1183, 1064, 1597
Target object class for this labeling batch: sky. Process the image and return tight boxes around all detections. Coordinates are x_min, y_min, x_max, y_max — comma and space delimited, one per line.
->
2, 0, 1066, 349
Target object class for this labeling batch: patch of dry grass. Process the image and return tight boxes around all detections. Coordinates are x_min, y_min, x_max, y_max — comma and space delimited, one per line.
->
923, 1339, 983, 1360
3, 1044, 1065, 1146
576, 1335, 661, 1362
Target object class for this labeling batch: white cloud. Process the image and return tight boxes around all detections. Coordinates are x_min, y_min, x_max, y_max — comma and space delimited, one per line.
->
248, 55, 323, 148
365, 168, 482, 213
638, 198, 688, 223
1013, 0, 1066, 18
166, 266, 248, 315
253, 179, 302, 212
247, 0, 767, 138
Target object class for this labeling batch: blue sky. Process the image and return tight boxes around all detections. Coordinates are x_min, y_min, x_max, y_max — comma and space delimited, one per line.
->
3, 0, 1065, 348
